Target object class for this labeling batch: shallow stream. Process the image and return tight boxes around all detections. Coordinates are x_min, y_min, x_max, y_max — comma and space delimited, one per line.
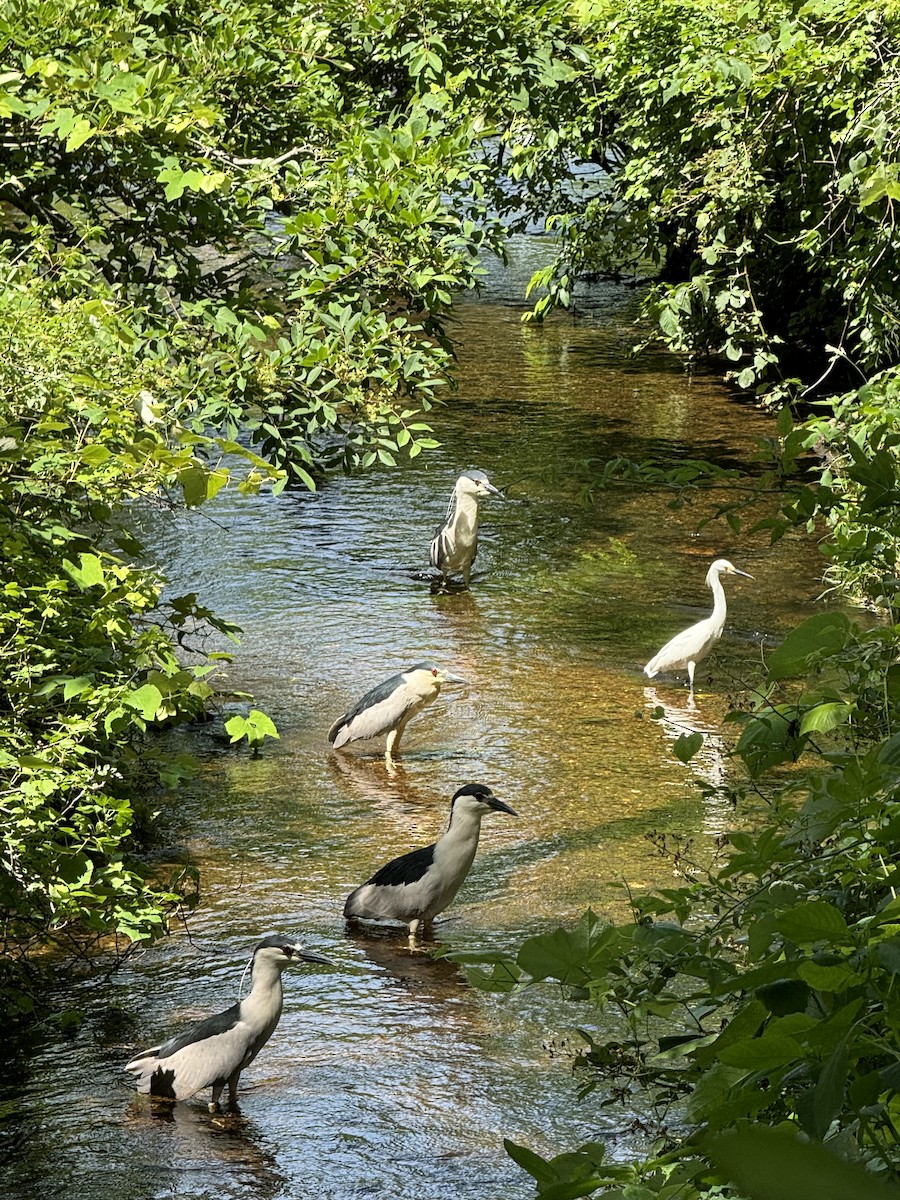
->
2, 253, 828, 1200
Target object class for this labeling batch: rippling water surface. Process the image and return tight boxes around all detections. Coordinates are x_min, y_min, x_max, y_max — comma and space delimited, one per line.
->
2, 255, 829, 1200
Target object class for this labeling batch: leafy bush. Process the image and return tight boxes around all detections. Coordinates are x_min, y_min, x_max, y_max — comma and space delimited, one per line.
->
524, 0, 900, 401
0, 0, 512, 481
0, 258, 284, 1009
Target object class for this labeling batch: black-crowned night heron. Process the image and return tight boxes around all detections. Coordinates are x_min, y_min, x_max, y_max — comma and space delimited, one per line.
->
343, 782, 517, 937
328, 663, 467, 763
125, 935, 330, 1111
430, 470, 502, 587
644, 558, 754, 695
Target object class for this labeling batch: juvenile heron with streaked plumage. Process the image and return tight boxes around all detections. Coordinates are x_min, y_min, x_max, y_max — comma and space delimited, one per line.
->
124, 935, 330, 1112
328, 662, 467, 764
430, 470, 502, 587
344, 782, 517, 938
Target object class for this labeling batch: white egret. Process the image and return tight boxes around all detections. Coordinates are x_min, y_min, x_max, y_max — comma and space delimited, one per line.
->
644, 558, 753, 695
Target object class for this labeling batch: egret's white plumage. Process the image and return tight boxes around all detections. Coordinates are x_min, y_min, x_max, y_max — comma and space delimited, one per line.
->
344, 783, 518, 936
644, 558, 753, 694
125, 936, 329, 1111
328, 663, 466, 762
430, 470, 502, 586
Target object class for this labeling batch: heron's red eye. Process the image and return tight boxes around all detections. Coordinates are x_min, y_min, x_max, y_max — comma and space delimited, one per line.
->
431, 668, 438, 676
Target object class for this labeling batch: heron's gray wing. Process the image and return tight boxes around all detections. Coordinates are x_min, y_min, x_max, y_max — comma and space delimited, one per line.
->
126, 1006, 252, 1099
158, 1027, 253, 1098
329, 672, 408, 746
429, 516, 451, 571
156, 1003, 241, 1059
429, 486, 459, 570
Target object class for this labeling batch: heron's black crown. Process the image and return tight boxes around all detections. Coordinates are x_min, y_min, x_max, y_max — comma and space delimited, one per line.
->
452, 783, 496, 802
253, 934, 297, 956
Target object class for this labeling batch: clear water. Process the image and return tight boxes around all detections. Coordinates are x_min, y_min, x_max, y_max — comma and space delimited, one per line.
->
0, 252, 829, 1199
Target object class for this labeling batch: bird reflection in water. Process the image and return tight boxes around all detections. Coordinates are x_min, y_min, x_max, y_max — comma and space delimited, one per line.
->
125, 1095, 289, 1199
643, 686, 735, 835
328, 750, 434, 807
343, 920, 466, 994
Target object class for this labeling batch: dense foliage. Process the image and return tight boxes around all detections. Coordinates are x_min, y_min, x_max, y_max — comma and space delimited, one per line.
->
0, 254, 290, 1006
1, 0, 507, 482
524, 0, 900, 396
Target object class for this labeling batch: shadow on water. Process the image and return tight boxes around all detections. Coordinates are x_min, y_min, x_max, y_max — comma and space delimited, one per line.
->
2, 241, 834, 1198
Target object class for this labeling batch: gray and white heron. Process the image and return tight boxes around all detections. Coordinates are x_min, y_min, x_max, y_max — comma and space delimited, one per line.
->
343, 782, 517, 938
125, 935, 330, 1111
328, 663, 467, 763
643, 558, 754, 695
430, 470, 502, 587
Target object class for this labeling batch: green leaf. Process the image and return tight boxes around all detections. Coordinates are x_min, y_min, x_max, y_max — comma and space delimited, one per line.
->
737, 367, 756, 389
812, 1040, 848, 1138
777, 901, 850, 945
225, 709, 279, 747
673, 731, 703, 763
717, 1033, 802, 1070
65, 117, 93, 152
63, 676, 93, 700
706, 1125, 899, 1200
797, 961, 859, 991
775, 406, 793, 436
123, 684, 163, 720
798, 703, 851, 735
179, 466, 211, 506
875, 940, 900, 974
17, 755, 57, 771
502, 1140, 556, 1185
767, 614, 851, 680
62, 553, 105, 589
754, 978, 810, 1016
517, 910, 608, 985
81, 444, 112, 465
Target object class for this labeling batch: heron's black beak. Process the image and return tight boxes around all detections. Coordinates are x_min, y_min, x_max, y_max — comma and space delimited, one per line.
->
487, 797, 518, 816
442, 671, 469, 685
286, 945, 332, 965
484, 482, 504, 498
732, 569, 754, 580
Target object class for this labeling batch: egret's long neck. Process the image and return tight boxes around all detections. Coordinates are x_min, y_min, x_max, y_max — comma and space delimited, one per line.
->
708, 571, 727, 624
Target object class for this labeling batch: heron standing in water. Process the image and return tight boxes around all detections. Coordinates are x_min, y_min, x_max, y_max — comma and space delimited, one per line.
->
328, 663, 467, 764
125, 936, 330, 1111
430, 470, 502, 587
343, 783, 517, 938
